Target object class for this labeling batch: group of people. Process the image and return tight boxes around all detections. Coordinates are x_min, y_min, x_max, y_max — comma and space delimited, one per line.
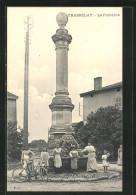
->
21, 143, 122, 179
21, 147, 49, 180
52, 142, 98, 173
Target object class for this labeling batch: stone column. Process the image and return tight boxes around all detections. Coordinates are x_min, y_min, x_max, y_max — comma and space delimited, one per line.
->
52, 12, 72, 96
49, 12, 74, 137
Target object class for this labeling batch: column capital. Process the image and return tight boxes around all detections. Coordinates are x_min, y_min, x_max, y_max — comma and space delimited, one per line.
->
49, 95, 74, 111
52, 29, 72, 50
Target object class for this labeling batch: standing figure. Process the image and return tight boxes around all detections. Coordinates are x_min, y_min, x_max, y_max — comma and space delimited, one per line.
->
21, 146, 35, 169
83, 143, 98, 172
69, 145, 78, 171
39, 148, 49, 179
117, 145, 122, 166
53, 143, 62, 173
102, 150, 110, 173
40, 148, 49, 167
26, 152, 35, 181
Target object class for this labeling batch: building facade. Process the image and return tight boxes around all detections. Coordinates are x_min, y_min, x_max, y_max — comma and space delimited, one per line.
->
80, 77, 122, 123
7, 92, 18, 122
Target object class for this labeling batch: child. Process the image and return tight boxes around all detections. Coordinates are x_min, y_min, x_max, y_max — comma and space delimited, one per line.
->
21, 147, 35, 176
102, 150, 110, 173
21, 146, 35, 168
26, 152, 35, 180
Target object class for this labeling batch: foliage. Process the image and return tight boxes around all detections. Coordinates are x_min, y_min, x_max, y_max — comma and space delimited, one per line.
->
7, 121, 24, 161
28, 139, 47, 151
74, 106, 122, 160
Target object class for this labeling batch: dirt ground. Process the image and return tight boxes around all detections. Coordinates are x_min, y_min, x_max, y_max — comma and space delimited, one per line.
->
7, 178, 122, 191
7, 163, 122, 192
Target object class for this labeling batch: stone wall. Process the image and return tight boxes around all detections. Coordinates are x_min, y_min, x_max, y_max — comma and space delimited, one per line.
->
33, 156, 87, 171
49, 156, 87, 171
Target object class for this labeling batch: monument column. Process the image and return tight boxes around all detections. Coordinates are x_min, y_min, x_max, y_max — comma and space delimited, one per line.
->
52, 12, 72, 96
49, 12, 74, 146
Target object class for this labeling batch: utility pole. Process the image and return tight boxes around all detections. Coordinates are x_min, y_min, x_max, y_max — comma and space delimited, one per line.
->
48, 128, 50, 142
23, 16, 33, 147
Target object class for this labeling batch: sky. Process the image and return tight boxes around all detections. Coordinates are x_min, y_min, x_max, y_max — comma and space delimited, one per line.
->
7, 7, 122, 142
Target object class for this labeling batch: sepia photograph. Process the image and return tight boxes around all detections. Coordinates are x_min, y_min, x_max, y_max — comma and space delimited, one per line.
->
7, 7, 123, 192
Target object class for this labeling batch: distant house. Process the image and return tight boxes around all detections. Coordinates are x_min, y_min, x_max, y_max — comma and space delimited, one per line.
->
80, 77, 122, 123
7, 92, 18, 122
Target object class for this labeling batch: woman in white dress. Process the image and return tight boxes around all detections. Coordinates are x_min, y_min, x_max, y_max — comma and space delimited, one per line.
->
53, 143, 62, 173
69, 145, 78, 171
21, 146, 35, 177
21, 146, 35, 169
117, 145, 122, 166
40, 148, 49, 167
83, 143, 98, 172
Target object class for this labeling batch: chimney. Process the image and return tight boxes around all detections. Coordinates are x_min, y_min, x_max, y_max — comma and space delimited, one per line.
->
94, 77, 102, 90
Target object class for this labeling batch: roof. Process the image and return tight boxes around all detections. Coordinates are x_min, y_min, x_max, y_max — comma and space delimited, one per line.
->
80, 82, 122, 97
7, 91, 18, 99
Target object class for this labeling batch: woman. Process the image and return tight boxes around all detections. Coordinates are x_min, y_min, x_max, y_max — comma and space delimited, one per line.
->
53, 143, 62, 173
40, 148, 49, 167
21, 146, 35, 169
83, 143, 98, 172
69, 145, 78, 171
117, 145, 122, 166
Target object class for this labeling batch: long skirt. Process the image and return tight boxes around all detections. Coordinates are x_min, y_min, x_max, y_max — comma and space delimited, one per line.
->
71, 158, 78, 170
117, 152, 122, 166
87, 152, 98, 172
26, 163, 34, 173
54, 154, 62, 168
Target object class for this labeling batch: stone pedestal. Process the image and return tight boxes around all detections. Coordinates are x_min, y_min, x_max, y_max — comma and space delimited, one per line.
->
48, 12, 76, 150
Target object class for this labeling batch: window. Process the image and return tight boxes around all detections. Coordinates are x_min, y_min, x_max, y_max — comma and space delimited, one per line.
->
115, 97, 121, 108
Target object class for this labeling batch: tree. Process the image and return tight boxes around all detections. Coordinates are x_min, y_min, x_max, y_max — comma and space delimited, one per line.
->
74, 106, 122, 160
7, 121, 24, 161
29, 139, 47, 151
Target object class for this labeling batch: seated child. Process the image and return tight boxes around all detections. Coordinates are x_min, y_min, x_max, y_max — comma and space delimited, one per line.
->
102, 150, 110, 173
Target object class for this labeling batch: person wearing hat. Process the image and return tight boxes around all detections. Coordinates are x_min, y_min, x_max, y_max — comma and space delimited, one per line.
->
69, 145, 78, 171
83, 142, 98, 172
